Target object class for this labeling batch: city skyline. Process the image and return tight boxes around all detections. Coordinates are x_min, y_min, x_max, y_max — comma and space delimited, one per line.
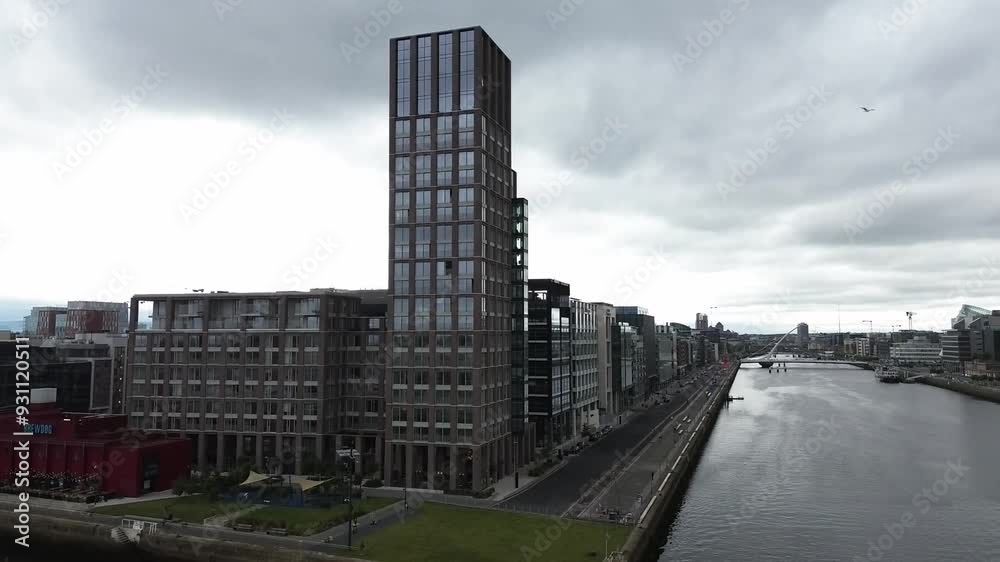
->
2, 0, 999, 334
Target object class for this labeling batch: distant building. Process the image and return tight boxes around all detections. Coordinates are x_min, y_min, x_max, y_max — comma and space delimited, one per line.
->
571, 299, 599, 434
527, 279, 572, 448
611, 323, 643, 415
24, 301, 128, 338
797, 323, 810, 348
941, 329, 972, 371
654, 325, 676, 383
952, 304, 991, 329
126, 290, 387, 479
847, 336, 871, 357
0, 393, 191, 497
614, 306, 658, 395
593, 303, 616, 424
695, 313, 709, 330
890, 336, 942, 365
0, 339, 117, 413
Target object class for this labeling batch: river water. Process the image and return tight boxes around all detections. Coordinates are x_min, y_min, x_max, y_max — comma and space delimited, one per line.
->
650, 361, 1000, 561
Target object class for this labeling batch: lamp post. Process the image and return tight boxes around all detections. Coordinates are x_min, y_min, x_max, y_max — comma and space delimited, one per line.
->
346, 461, 354, 548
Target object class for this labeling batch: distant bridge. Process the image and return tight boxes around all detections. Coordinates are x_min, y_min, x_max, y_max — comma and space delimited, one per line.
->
743, 327, 872, 369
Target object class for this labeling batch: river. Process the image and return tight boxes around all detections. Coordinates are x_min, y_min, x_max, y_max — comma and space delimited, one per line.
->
651, 361, 1000, 561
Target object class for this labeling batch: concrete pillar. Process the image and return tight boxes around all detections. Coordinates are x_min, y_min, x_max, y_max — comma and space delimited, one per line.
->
315, 435, 324, 467
335, 435, 344, 450
383, 443, 393, 485
235, 432, 243, 462
375, 436, 383, 476
294, 435, 303, 475
197, 433, 207, 472
255, 434, 264, 470
449, 445, 458, 490
405, 444, 414, 488
215, 433, 225, 472
275, 434, 283, 469
427, 444, 436, 490
473, 447, 482, 491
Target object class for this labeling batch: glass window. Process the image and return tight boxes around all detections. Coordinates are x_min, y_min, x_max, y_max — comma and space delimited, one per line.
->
394, 120, 411, 152
437, 115, 453, 149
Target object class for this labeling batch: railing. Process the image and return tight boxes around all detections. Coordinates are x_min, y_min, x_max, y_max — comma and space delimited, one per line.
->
121, 518, 160, 535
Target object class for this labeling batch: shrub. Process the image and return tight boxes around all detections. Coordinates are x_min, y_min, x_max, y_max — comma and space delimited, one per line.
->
363, 479, 383, 488
473, 487, 495, 499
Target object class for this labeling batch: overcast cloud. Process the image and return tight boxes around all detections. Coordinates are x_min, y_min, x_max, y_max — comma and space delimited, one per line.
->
1, 0, 998, 333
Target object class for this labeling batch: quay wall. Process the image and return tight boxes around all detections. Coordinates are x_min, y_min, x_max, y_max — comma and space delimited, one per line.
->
620, 361, 741, 561
918, 376, 1000, 404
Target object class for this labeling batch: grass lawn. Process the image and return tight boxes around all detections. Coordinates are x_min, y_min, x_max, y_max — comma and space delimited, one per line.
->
236, 497, 397, 535
91, 494, 242, 523
357, 503, 631, 562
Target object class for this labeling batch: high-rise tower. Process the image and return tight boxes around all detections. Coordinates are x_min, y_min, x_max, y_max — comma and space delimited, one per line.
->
386, 27, 516, 492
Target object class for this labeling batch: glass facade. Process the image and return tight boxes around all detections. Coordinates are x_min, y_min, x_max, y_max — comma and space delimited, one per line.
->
388, 27, 516, 491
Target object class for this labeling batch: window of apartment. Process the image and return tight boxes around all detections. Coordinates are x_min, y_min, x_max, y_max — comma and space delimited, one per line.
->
415, 190, 431, 222
394, 262, 410, 294
394, 119, 411, 152
415, 226, 431, 258
436, 297, 452, 330
458, 297, 474, 330
436, 188, 452, 221
415, 117, 431, 151
396, 39, 410, 116
415, 261, 431, 294
437, 115, 453, 149
415, 155, 431, 188
394, 191, 410, 224
393, 298, 409, 331
458, 113, 475, 147
459, 31, 474, 109
415, 298, 431, 330
458, 151, 475, 183
417, 36, 431, 114
394, 227, 410, 259
458, 187, 475, 220
438, 33, 453, 112
436, 153, 453, 186
394, 156, 410, 189
458, 224, 474, 257
436, 225, 452, 258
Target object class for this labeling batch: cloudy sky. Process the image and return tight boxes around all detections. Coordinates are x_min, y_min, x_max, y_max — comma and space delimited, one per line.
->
1, 0, 998, 333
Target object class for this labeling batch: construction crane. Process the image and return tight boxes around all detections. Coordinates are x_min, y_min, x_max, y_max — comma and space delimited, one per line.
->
906, 311, 915, 330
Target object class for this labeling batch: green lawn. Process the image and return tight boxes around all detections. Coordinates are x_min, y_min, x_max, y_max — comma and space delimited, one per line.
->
91, 494, 243, 523
236, 497, 397, 535
357, 503, 631, 562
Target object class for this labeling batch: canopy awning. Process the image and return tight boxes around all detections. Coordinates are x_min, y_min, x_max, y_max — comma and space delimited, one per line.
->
239, 471, 334, 493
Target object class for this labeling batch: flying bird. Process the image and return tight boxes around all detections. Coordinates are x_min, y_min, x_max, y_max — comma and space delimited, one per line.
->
859, 106, 876, 113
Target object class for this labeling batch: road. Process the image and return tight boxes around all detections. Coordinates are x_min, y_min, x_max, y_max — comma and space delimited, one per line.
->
495, 371, 716, 515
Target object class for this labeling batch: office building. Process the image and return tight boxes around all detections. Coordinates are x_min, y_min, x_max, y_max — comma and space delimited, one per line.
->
593, 303, 616, 424
571, 299, 599, 434
941, 329, 972, 371
797, 322, 810, 349
387, 27, 516, 491
654, 325, 675, 383
614, 306, 658, 395
527, 279, 571, 447
126, 290, 386, 476
511, 197, 534, 464
0, 339, 116, 413
889, 336, 942, 364
611, 322, 643, 416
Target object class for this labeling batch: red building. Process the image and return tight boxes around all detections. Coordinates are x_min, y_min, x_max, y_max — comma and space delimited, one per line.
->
0, 405, 191, 497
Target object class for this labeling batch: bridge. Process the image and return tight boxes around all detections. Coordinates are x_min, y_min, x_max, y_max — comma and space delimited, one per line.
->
743, 327, 872, 370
